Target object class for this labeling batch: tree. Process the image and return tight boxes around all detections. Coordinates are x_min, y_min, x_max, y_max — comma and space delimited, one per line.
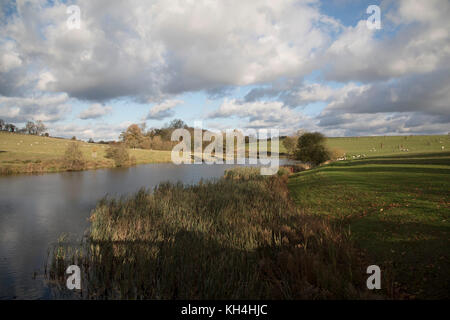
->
105, 144, 129, 167
120, 124, 144, 148
36, 120, 47, 135
5, 124, 16, 132
282, 136, 297, 156
294, 132, 330, 166
63, 143, 86, 170
0, 119, 4, 131
88, 138, 95, 143
26, 121, 37, 135
166, 119, 187, 129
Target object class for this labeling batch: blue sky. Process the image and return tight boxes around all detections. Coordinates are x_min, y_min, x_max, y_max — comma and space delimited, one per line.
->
0, 0, 449, 140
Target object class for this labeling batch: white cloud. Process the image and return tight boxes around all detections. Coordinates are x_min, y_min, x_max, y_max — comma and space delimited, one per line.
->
0, 0, 338, 101
209, 99, 310, 130
0, 93, 71, 122
79, 103, 112, 120
0, 0, 449, 136
145, 99, 184, 120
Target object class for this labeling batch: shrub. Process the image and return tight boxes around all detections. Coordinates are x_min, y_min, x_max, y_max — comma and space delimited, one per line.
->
295, 132, 330, 166
63, 143, 85, 171
105, 144, 130, 167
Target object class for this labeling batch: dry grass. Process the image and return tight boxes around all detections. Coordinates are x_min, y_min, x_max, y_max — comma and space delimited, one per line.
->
46, 168, 378, 299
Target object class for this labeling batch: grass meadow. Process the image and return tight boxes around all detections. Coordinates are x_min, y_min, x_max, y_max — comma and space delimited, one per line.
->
288, 152, 450, 299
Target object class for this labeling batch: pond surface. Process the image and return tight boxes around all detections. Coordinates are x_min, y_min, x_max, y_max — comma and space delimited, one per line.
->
0, 160, 293, 299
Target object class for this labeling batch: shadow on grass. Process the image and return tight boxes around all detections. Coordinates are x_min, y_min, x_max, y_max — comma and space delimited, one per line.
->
351, 218, 450, 299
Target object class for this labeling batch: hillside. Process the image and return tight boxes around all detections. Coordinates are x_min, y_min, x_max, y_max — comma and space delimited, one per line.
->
0, 132, 172, 174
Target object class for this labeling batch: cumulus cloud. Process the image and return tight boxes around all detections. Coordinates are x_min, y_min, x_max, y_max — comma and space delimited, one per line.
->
323, 0, 450, 82
1, 0, 338, 101
0, 0, 449, 136
145, 99, 184, 120
0, 93, 71, 122
79, 103, 112, 120
244, 81, 367, 107
208, 99, 311, 130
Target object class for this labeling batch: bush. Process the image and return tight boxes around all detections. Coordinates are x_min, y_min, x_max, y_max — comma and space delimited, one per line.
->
63, 143, 85, 171
295, 132, 330, 166
105, 144, 130, 167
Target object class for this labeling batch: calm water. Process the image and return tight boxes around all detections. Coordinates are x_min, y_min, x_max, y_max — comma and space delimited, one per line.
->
0, 161, 292, 299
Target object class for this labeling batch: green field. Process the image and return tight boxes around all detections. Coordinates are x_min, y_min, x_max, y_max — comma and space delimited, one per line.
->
326, 135, 449, 157
288, 152, 450, 299
0, 132, 172, 174
250, 134, 450, 158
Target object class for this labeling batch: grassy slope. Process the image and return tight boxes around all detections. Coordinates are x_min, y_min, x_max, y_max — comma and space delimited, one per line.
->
0, 132, 172, 174
326, 135, 449, 157
252, 135, 449, 157
288, 152, 450, 298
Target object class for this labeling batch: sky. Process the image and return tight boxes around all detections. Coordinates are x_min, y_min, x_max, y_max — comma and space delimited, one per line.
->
0, 0, 449, 141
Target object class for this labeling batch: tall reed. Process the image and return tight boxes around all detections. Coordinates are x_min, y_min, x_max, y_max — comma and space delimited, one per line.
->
46, 167, 377, 299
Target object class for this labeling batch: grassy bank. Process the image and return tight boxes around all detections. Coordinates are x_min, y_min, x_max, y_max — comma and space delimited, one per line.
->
288, 152, 450, 299
46, 168, 376, 299
0, 132, 172, 175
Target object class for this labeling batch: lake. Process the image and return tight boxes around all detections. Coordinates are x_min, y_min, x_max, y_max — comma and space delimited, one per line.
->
0, 160, 293, 299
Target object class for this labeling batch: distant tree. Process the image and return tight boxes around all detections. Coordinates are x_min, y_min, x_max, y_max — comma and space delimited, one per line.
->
105, 144, 129, 167
35, 120, 47, 135
120, 124, 144, 148
71, 136, 77, 140
140, 136, 152, 149
5, 124, 16, 132
0, 119, 4, 131
166, 119, 187, 129
26, 121, 37, 135
63, 143, 86, 171
295, 132, 330, 166
88, 138, 95, 143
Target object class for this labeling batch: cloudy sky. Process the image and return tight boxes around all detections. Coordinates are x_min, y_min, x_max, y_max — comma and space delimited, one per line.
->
0, 0, 449, 140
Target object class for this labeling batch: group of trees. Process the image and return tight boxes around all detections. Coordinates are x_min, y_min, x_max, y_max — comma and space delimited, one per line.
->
119, 119, 332, 166
120, 119, 189, 151
0, 119, 47, 136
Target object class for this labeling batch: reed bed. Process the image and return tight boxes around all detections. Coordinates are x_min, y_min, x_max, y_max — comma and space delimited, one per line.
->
46, 167, 375, 299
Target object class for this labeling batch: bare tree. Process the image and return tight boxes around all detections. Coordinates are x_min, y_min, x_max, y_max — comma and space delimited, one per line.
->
0, 119, 4, 131
26, 121, 37, 135
36, 120, 47, 135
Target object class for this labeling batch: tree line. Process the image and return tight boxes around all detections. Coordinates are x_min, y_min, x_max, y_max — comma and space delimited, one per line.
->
0, 119, 47, 136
